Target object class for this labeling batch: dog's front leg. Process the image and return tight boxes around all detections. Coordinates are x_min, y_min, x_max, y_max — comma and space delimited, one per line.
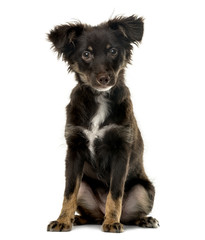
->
47, 131, 87, 232
102, 151, 129, 233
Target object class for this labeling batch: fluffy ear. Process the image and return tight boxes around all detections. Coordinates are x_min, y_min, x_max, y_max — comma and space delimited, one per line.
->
108, 15, 144, 44
47, 23, 84, 59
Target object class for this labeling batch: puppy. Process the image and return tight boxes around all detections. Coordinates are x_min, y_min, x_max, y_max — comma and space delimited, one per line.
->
47, 15, 159, 233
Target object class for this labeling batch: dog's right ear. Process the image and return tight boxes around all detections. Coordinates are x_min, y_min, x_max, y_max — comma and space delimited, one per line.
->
47, 23, 84, 59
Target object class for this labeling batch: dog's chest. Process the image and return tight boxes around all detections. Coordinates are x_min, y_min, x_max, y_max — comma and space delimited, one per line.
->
83, 94, 110, 155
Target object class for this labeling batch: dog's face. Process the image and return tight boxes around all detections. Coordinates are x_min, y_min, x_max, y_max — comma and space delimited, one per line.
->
48, 16, 144, 92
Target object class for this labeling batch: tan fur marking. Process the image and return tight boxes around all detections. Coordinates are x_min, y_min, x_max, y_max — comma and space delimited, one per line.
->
104, 192, 122, 223
88, 46, 93, 51
118, 25, 128, 38
57, 179, 80, 225
70, 63, 88, 83
106, 44, 111, 49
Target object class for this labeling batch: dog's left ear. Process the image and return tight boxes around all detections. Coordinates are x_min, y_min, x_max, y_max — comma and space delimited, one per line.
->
108, 15, 144, 44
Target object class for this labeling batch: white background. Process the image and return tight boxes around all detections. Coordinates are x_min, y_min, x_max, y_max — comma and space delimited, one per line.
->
0, 0, 205, 239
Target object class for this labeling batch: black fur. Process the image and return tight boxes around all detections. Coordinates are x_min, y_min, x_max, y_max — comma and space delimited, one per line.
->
47, 15, 158, 233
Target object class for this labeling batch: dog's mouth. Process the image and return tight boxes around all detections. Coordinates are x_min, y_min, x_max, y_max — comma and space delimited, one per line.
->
77, 70, 117, 92
94, 85, 113, 92
92, 72, 116, 92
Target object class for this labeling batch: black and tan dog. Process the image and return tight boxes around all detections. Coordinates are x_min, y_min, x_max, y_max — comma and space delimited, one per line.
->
47, 15, 159, 233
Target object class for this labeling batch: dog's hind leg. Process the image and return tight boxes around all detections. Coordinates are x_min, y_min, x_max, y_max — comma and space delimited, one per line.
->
121, 183, 159, 228
76, 181, 105, 224
135, 216, 159, 228
74, 215, 95, 225
74, 214, 103, 225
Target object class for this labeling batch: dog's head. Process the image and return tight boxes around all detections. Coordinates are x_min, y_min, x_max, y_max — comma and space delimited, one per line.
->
48, 15, 144, 92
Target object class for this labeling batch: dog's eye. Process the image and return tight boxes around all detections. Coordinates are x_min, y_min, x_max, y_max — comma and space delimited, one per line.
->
109, 48, 118, 56
82, 51, 93, 62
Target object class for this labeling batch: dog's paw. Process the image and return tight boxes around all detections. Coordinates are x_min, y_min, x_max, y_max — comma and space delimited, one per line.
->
102, 222, 124, 233
74, 215, 89, 225
135, 216, 160, 228
47, 220, 72, 232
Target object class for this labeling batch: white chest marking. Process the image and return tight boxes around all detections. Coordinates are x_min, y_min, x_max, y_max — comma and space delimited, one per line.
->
83, 94, 110, 156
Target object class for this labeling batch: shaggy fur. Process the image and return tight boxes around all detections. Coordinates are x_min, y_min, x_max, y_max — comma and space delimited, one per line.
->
47, 15, 159, 233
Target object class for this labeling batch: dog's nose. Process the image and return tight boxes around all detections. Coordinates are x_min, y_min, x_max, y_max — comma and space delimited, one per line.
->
97, 73, 110, 86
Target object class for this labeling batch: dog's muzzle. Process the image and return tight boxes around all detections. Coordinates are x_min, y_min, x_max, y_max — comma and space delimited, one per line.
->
96, 73, 111, 87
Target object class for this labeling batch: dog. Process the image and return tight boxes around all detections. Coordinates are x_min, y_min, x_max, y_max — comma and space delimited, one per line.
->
47, 15, 159, 233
